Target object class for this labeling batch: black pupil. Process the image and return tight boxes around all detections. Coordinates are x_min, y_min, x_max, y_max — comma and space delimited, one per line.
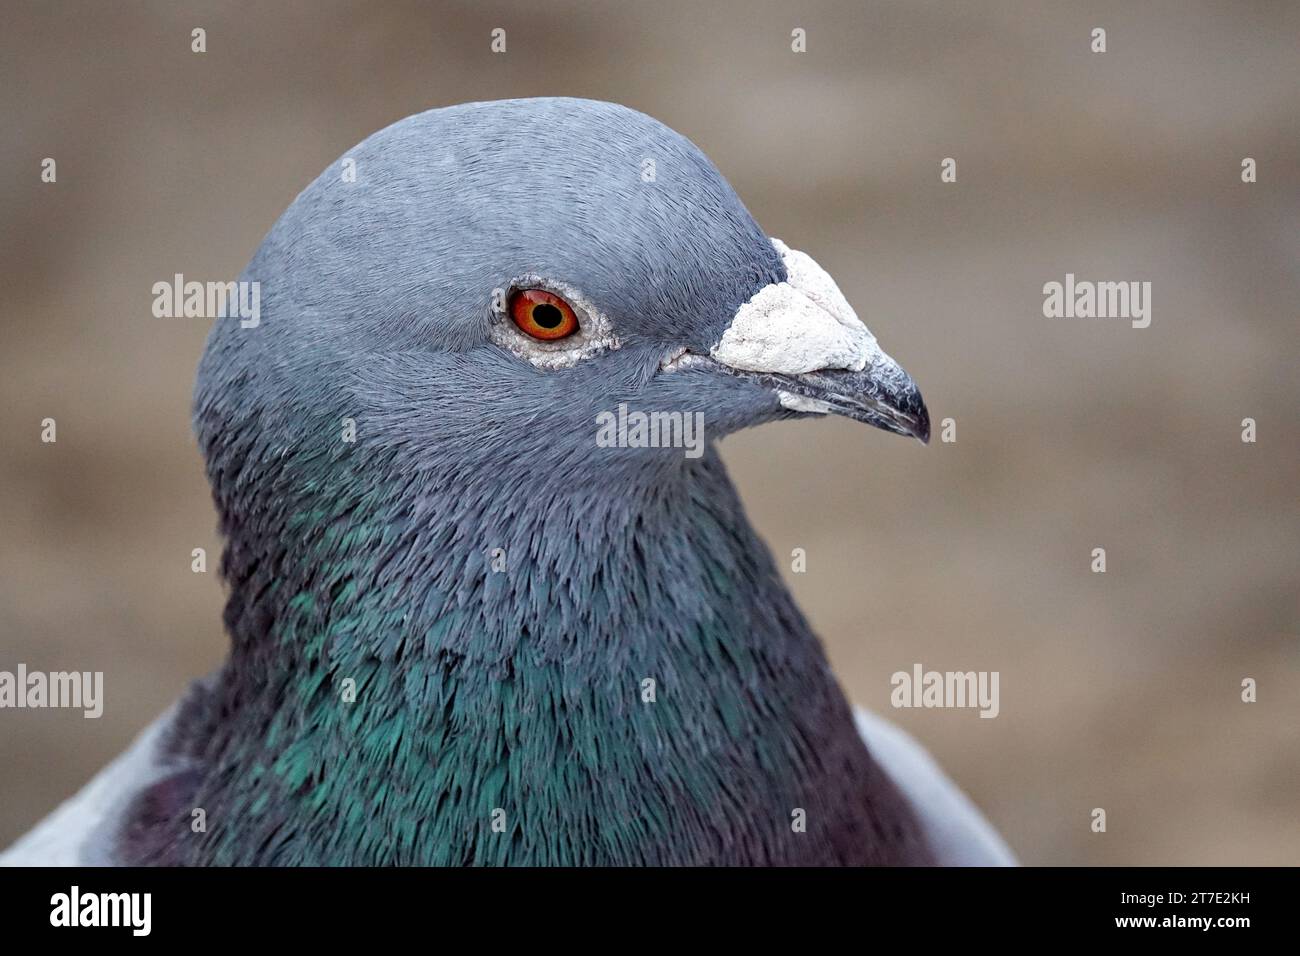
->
532, 303, 563, 329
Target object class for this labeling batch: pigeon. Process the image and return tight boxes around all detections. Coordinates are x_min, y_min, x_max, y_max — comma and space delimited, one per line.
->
2, 98, 1014, 866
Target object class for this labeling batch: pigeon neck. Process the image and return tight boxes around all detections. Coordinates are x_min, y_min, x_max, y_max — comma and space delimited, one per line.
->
156, 441, 928, 864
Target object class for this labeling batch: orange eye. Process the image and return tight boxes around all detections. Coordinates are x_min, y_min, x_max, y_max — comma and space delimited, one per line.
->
509, 288, 579, 341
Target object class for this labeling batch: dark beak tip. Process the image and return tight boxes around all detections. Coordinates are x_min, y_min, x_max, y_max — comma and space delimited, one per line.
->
914, 403, 931, 444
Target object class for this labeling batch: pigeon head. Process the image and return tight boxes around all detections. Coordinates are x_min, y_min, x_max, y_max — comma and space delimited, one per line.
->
197, 97, 927, 502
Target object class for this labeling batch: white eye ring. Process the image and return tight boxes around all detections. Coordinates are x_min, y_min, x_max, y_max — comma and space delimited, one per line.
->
489, 275, 619, 369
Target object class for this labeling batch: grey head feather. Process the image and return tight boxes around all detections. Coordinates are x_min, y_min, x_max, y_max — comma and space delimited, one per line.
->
201, 97, 791, 478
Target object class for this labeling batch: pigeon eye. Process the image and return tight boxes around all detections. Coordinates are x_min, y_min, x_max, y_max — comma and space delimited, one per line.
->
509, 288, 579, 341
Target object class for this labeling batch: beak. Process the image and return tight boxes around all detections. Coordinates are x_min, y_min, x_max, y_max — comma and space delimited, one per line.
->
703, 239, 930, 443
725, 356, 930, 442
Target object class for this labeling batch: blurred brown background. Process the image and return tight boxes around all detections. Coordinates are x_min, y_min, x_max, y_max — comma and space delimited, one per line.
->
2, 1, 1297, 864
